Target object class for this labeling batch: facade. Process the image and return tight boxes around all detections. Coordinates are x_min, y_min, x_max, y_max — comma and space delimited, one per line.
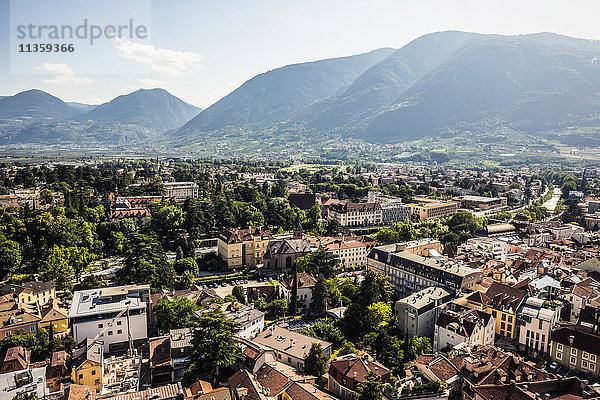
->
395, 286, 455, 337
163, 182, 199, 201
69, 285, 150, 352
381, 201, 412, 223
0, 308, 41, 339
550, 325, 600, 377
0, 280, 56, 307
263, 217, 312, 270
409, 199, 459, 220
71, 338, 103, 392
517, 297, 560, 356
149, 328, 193, 384
40, 299, 69, 335
479, 282, 528, 339
367, 245, 482, 296
220, 302, 265, 339
252, 325, 332, 371
217, 227, 273, 268
324, 199, 382, 227
328, 353, 391, 399
280, 272, 316, 310
434, 308, 495, 352
313, 236, 377, 269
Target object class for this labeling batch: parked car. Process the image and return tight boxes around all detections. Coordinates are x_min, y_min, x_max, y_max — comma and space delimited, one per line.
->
549, 362, 559, 371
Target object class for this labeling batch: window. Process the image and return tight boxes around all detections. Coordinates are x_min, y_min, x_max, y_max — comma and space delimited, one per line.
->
571, 348, 577, 356
92, 370, 96, 375
79, 374, 83, 379
117, 321, 122, 326
508, 315, 513, 323
108, 331, 113, 336
570, 357, 576, 364
557, 344, 563, 351
117, 330, 122, 334
501, 314, 506, 321
98, 323, 103, 329
557, 352, 563, 360
29, 326, 35, 332
501, 322, 506, 330
591, 354, 596, 362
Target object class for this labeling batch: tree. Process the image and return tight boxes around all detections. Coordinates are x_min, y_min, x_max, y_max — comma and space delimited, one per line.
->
173, 257, 199, 276
232, 285, 246, 304
118, 232, 171, 289
154, 297, 199, 332
78, 274, 108, 290
43, 245, 74, 291
311, 276, 328, 316
408, 336, 432, 361
253, 297, 268, 311
337, 341, 358, 356
269, 298, 287, 317
304, 343, 327, 377
366, 302, 392, 330
374, 228, 399, 245
0, 240, 22, 280
356, 371, 383, 400
290, 258, 298, 316
357, 271, 392, 308
299, 320, 345, 347
187, 309, 243, 383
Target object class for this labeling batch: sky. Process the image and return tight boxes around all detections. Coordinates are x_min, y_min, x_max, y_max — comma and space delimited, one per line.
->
1, 0, 600, 109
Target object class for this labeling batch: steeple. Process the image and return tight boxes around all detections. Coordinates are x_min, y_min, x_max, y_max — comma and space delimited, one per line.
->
293, 214, 303, 239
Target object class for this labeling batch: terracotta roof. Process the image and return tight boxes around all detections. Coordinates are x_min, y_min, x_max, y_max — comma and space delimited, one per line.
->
281, 272, 316, 290
149, 336, 171, 367
253, 325, 331, 361
285, 382, 336, 400
329, 353, 390, 389
65, 384, 96, 400
484, 282, 527, 312
104, 383, 182, 400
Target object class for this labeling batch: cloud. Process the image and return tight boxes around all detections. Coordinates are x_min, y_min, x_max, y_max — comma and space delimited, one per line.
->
115, 39, 202, 76
136, 78, 167, 87
36, 63, 94, 86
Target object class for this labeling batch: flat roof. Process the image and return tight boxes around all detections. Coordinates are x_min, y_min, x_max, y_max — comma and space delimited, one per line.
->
0, 367, 46, 400
69, 285, 149, 318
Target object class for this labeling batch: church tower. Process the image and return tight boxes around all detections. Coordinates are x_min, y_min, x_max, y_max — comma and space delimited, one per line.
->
293, 214, 303, 239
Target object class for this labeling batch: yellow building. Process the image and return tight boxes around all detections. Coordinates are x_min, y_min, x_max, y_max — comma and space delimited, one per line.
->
217, 228, 273, 268
409, 198, 459, 220
40, 299, 69, 335
465, 282, 527, 339
0, 281, 56, 307
71, 339, 103, 392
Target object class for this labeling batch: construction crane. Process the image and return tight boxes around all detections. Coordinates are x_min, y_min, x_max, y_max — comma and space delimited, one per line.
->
84, 305, 134, 355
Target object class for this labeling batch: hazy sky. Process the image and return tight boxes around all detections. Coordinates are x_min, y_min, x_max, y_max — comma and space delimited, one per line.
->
1, 0, 600, 108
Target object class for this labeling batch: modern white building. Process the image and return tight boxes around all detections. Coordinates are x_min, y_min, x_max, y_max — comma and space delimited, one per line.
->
219, 302, 265, 340
517, 297, 560, 357
68, 285, 151, 353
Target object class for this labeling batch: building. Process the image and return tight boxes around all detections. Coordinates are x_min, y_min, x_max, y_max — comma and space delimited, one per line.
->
102, 383, 183, 400
456, 195, 507, 211
381, 202, 412, 224
163, 182, 199, 201
324, 199, 382, 227
0, 346, 30, 373
313, 236, 377, 269
71, 338, 103, 392
517, 297, 559, 357
280, 272, 316, 310
0, 280, 56, 307
0, 308, 41, 339
367, 245, 482, 296
395, 286, 455, 337
220, 302, 265, 339
409, 199, 459, 220
434, 308, 495, 352
46, 351, 70, 393
550, 325, 600, 377
69, 285, 150, 353
328, 353, 391, 399
470, 282, 528, 339
217, 227, 273, 268
40, 299, 69, 336
0, 367, 47, 400
263, 217, 313, 270
149, 328, 193, 384
252, 325, 332, 371
108, 196, 163, 223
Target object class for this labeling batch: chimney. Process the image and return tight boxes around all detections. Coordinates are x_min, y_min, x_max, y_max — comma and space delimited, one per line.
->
395, 243, 406, 252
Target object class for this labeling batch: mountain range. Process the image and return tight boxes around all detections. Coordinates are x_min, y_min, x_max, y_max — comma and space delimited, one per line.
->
0, 88, 200, 144
3, 31, 600, 147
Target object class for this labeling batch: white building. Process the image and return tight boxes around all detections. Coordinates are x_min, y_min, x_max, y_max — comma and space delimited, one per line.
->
434, 308, 495, 352
323, 199, 382, 227
219, 302, 265, 340
395, 286, 455, 337
68, 285, 150, 353
163, 182, 199, 201
280, 272, 316, 310
517, 297, 560, 356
